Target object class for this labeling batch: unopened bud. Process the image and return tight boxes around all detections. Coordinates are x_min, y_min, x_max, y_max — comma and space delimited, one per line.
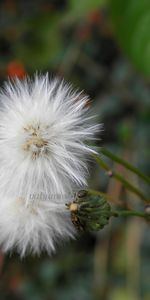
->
67, 190, 112, 232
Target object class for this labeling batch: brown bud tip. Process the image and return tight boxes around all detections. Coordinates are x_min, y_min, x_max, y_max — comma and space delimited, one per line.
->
68, 203, 78, 212
77, 190, 88, 198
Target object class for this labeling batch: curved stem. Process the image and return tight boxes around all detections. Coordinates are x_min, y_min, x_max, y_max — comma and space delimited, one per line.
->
101, 148, 150, 186
93, 154, 149, 203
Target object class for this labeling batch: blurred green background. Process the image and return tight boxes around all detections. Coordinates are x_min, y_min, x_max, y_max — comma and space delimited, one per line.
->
0, 0, 150, 299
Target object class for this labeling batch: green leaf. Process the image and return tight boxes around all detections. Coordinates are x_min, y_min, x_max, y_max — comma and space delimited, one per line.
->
13, 13, 61, 71
68, 0, 107, 17
109, 0, 150, 76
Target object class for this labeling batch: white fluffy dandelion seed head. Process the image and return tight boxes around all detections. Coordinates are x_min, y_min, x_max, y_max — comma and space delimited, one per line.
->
0, 196, 75, 257
0, 74, 100, 256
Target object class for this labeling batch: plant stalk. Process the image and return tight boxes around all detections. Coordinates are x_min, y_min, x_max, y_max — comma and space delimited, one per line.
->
101, 148, 150, 186
93, 154, 149, 203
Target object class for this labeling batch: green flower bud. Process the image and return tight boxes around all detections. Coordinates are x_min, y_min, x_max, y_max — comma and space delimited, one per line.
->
66, 190, 111, 232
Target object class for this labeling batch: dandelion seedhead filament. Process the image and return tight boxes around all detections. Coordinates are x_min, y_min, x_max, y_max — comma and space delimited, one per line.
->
0, 74, 100, 256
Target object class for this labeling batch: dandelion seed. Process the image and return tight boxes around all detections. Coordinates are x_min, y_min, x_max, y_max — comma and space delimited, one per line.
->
0, 74, 100, 256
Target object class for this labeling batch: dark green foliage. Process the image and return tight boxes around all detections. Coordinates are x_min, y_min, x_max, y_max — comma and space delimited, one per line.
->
110, 0, 150, 76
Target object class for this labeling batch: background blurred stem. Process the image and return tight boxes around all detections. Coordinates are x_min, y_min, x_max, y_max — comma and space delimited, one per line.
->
93, 154, 149, 203
101, 148, 150, 186
0, 253, 4, 275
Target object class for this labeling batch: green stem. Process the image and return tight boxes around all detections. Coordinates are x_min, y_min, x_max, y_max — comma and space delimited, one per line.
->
93, 154, 149, 203
112, 210, 150, 219
101, 148, 150, 186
